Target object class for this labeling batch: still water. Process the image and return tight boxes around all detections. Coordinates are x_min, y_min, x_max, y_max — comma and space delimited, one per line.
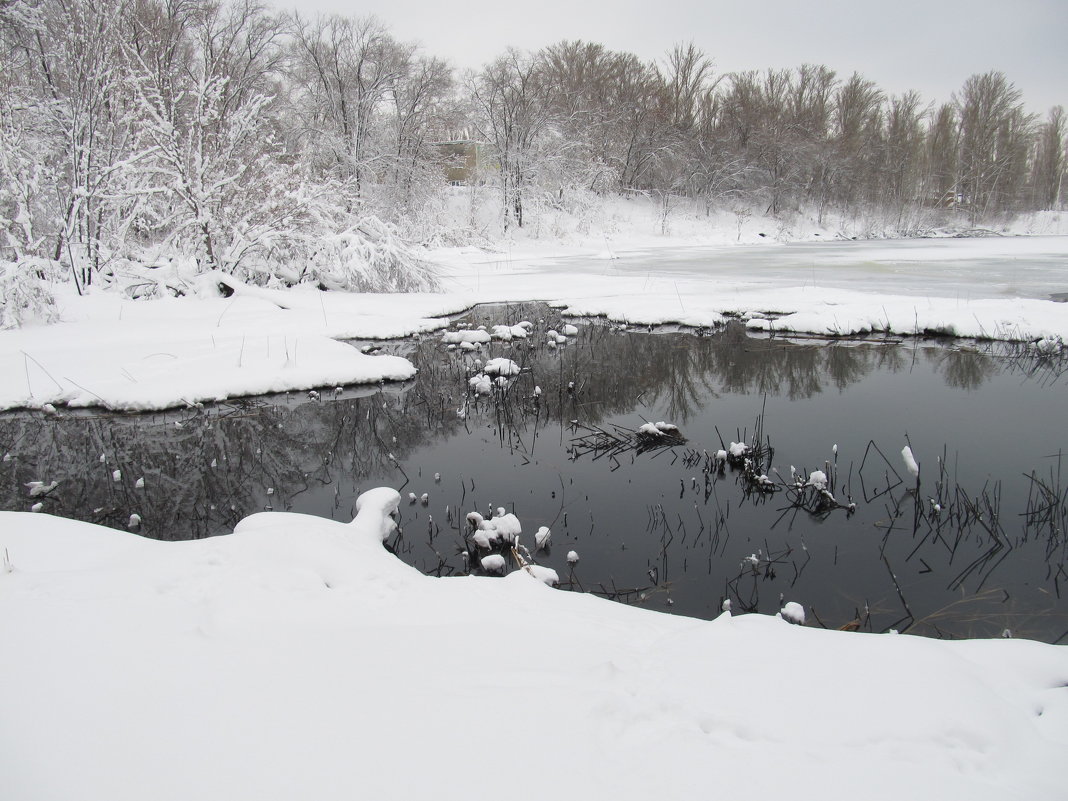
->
3, 305, 1065, 641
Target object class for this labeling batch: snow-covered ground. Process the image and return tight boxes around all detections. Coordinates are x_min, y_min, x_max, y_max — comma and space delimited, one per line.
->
2, 229, 1067, 411
4, 215, 1067, 798
3, 489, 1066, 801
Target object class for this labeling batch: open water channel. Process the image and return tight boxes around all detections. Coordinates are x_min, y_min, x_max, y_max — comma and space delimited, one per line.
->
2, 305, 1066, 641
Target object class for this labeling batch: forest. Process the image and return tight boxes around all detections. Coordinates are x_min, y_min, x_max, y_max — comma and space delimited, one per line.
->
0, 0, 1065, 298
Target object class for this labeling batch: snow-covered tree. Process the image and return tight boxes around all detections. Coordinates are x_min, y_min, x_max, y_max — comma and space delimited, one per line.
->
128, 0, 302, 273
25, 0, 145, 287
469, 49, 556, 231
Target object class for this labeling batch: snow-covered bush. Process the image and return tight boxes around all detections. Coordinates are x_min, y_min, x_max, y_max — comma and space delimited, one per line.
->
0, 259, 58, 328
308, 217, 441, 293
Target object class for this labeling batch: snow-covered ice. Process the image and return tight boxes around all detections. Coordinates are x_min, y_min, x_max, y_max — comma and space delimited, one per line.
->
2, 497, 1066, 801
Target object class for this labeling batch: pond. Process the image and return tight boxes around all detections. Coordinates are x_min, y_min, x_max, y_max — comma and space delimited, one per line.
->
2, 304, 1066, 642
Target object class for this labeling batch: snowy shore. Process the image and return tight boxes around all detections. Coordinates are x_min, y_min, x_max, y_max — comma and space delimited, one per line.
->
2, 488, 1066, 801
2, 230, 1067, 412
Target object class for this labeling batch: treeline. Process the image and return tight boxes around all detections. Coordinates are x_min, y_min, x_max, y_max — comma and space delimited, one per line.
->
473, 42, 1064, 233
0, 0, 1064, 292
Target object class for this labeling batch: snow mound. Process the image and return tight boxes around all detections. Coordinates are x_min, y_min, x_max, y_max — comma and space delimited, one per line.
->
483, 358, 521, 377
491, 324, 529, 340
525, 564, 560, 586
2, 497, 1067, 801
780, 602, 806, 625
637, 421, 681, 438
807, 470, 828, 490
443, 328, 492, 345
902, 445, 920, 479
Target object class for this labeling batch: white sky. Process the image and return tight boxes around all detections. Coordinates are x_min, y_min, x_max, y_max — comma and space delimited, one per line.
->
273, 0, 1067, 115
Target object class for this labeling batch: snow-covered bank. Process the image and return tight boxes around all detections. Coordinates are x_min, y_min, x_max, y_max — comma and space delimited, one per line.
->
429, 234, 1068, 341
2, 232, 1067, 411
2, 492, 1066, 801
0, 283, 447, 411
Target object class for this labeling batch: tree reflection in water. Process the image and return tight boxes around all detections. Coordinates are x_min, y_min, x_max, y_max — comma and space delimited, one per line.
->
1, 306, 1065, 641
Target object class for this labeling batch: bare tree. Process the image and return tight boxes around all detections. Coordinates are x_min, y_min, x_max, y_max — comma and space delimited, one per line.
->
832, 73, 884, 209
924, 102, 958, 209
659, 42, 713, 133
954, 71, 1035, 220
1030, 106, 1065, 210
881, 91, 927, 225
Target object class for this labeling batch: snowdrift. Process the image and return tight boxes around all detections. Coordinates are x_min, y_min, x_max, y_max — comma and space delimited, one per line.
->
2, 489, 1066, 801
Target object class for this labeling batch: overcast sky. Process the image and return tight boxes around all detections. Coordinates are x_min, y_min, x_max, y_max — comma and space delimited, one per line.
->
273, 0, 1067, 114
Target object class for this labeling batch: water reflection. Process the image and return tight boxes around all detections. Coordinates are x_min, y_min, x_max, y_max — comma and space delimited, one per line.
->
1, 308, 1065, 641
937, 348, 997, 390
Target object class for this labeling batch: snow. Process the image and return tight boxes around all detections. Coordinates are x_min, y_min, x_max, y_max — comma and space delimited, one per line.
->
638, 421, 680, 437
482, 357, 521, 377
807, 470, 828, 490
479, 553, 507, 573
780, 601, 807, 625
2, 498, 1066, 801
442, 328, 491, 344
490, 511, 522, 543
466, 509, 521, 545
25, 480, 57, 497
0, 285, 424, 411
525, 564, 560, 586
490, 323, 528, 340
902, 445, 921, 479
3, 232, 1067, 412
468, 373, 492, 395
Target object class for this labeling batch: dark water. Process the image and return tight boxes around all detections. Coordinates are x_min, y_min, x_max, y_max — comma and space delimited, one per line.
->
2, 305, 1066, 642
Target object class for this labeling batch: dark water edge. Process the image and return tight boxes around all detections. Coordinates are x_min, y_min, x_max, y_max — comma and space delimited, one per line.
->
2, 305, 1066, 642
